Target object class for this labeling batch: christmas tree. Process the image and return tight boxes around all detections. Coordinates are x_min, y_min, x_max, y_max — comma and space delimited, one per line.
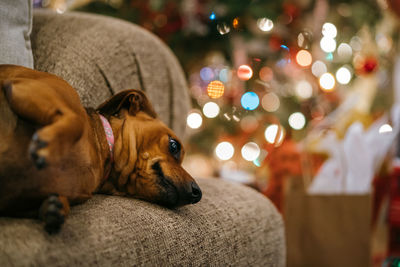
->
39, 0, 399, 193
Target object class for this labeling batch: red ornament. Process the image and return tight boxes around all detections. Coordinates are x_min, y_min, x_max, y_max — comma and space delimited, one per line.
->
269, 34, 283, 52
283, 3, 300, 20
280, 3, 301, 25
363, 58, 378, 73
355, 56, 378, 75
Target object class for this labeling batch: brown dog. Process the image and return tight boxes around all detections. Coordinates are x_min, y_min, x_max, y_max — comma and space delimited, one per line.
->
0, 65, 201, 233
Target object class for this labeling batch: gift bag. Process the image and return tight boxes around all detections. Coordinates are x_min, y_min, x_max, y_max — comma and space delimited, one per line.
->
284, 178, 372, 267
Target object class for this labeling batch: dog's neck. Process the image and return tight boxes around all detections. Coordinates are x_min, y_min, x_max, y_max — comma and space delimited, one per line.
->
98, 114, 114, 162
85, 108, 114, 184
87, 110, 131, 196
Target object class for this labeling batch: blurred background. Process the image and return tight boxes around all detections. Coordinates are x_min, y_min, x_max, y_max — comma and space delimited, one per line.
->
33, 0, 400, 265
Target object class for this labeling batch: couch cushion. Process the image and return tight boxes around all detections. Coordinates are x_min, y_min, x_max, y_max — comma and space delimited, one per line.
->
31, 10, 190, 139
0, 178, 285, 266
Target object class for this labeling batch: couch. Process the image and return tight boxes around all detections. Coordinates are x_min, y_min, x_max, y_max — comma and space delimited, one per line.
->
0, 10, 285, 266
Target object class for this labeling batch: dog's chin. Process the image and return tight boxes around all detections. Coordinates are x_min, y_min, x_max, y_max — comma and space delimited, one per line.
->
150, 161, 192, 208
156, 184, 179, 208
156, 187, 197, 208
139, 179, 194, 208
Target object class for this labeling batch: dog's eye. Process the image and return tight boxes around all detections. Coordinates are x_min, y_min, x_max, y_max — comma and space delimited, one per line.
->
169, 139, 181, 159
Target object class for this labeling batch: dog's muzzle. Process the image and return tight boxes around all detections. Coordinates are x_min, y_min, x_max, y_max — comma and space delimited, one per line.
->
152, 161, 202, 207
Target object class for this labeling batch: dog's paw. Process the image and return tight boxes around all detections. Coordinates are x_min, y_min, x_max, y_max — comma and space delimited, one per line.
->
29, 132, 48, 169
41, 195, 65, 234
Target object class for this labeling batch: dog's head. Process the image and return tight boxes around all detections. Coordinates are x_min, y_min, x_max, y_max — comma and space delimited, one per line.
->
97, 89, 201, 208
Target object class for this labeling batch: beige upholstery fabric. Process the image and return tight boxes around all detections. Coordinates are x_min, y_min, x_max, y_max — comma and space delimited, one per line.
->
0, 10, 285, 266
0, 0, 33, 68
31, 10, 189, 139
0, 178, 285, 267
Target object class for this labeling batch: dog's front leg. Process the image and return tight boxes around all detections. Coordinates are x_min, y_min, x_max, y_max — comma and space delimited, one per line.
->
39, 194, 70, 234
2, 81, 84, 168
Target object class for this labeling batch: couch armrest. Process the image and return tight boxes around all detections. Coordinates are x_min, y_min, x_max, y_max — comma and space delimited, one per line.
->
31, 10, 190, 139
0, 178, 285, 266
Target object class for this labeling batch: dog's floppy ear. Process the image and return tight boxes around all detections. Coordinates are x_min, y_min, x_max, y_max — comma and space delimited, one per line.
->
97, 89, 157, 118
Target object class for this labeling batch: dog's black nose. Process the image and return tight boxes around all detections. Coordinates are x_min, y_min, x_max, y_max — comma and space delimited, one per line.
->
190, 182, 202, 204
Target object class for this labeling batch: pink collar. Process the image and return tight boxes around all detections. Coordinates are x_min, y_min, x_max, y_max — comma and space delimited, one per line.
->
99, 114, 114, 162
